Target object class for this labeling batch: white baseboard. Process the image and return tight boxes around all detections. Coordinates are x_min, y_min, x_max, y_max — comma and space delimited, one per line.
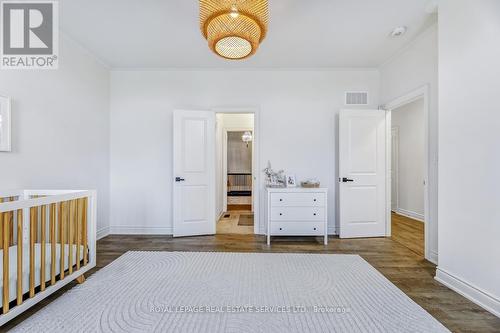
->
97, 227, 110, 240
428, 250, 438, 265
109, 226, 173, 235
394, 208, 425, 222
435, 267, 500, 318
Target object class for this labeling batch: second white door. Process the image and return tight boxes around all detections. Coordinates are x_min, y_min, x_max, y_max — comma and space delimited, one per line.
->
339, 110, 387, 238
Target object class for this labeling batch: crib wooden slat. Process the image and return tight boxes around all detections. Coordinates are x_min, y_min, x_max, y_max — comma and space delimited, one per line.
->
9, 197, 14, 246
68, 200, 74, 275
3, 210, 10, 313
59, 202, 65, 280
17, 209, 23, 305
83, 198, 88, 266
50, 203, 56, 285
33, 204, 38, 243
29, 207, 35, 298
76, 199, 81, 270
40, 205, 47, 291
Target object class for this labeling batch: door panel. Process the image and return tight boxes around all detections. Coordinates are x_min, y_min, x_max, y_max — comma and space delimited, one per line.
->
339, 110, 387, 238
173, 110, 215, 237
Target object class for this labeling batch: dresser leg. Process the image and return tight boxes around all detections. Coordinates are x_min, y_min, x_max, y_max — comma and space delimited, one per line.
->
324, 235, 328, 245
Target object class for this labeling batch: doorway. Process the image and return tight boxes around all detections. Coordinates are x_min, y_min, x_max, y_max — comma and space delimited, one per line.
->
215, 113, 255, 235
390, 98, 425, 257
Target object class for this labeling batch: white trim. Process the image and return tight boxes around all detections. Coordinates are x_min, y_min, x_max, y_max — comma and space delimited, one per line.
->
222, 126, 253, 213
0, 95, 12, 152
379, 23, 438, 69
429, 251, 438, 265
60, 32, 111, 69
385, 110, 392, 237
97, 226, 110, 240
110, 67, 380, 72
391, 127, 399, 211
394, 208, 425, 222
436, 268, 500, 318
213, 108, 260, 236
384, 85, 433, 262
110, 226, 173, 235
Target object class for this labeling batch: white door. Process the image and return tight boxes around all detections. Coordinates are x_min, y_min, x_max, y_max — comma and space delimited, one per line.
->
339, 110, 387, 238
173, 110, 215, 237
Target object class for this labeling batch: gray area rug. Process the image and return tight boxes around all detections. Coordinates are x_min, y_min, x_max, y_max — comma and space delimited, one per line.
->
11, 252, 449, 333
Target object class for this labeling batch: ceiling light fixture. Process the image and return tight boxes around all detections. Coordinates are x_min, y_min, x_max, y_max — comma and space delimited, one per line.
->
242, 131, 253, 147
200, 0, 269, 60
390, 26, 408, 38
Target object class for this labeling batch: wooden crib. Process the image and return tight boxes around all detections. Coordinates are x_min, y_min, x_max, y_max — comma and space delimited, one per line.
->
0, 190, 96, 326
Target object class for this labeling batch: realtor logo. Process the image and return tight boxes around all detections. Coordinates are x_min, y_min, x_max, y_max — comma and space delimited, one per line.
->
1, 1, 58, 69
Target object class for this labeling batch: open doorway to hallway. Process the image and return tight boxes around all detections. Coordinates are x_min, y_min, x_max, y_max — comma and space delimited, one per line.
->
390, 98, 425, 257
215, 113, 255, 235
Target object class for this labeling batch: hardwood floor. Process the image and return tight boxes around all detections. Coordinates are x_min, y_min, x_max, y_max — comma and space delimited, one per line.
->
4, 234, 500, 332
391, 212, 425, 256
216, 211, 253, 234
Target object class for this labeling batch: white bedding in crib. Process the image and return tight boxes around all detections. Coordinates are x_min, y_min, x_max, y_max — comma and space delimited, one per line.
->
0, 244, 85, 303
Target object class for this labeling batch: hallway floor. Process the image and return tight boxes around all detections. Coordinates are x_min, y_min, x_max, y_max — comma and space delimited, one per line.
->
216, 211, 254, 235
391, 212, 425, 257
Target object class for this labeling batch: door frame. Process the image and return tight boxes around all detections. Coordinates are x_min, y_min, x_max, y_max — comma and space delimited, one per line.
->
383, 85, 432, 261
391, 126, 399, 211
222, 127, 254, 213
213, 107, 260, 235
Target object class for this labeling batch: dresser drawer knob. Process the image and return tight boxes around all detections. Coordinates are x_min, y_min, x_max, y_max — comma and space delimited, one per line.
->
279, 198, 283, 202
313, 213, 317, 216
279, 228, 283, 230
313, 199, 317, 202
279, 213, 283, 216
313, 228, 317, 231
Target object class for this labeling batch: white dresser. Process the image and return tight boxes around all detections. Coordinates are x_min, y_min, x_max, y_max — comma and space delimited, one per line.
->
266, 187, 328, 245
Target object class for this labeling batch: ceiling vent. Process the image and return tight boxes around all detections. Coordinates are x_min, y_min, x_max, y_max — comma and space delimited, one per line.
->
345, 92, 368, 105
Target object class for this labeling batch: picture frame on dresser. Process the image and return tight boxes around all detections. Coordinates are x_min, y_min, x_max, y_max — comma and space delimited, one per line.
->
266, 187, 328, 245
286, 174, 297, 187
0, 95, 11, 152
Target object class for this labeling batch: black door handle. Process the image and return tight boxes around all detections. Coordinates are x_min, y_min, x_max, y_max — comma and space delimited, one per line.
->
175, 177, 185, 182
342, 177, 354, 183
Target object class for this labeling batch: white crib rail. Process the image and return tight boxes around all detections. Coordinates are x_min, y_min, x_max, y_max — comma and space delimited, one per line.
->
0, 190, 97, 326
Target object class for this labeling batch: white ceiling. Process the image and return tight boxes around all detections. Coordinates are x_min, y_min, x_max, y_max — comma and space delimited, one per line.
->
60, 0, 437, 69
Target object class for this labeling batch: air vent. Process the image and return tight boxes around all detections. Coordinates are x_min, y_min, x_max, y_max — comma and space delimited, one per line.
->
345, 92, 368, 105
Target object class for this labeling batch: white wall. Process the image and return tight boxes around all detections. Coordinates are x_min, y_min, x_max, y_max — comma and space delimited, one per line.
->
110, 70, 379, 234
215, 113, 254, 217
380, 25, 438, 262
436, 0, 500, 317
0, 35, 111, 237
392, 98, 425, 221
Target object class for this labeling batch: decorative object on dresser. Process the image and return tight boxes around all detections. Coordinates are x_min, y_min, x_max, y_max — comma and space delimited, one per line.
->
266, 187, 328, 245
0, 95, 11, 152
263, 161, 285, 187
301, 179, 320, 188
286, 175, 297, 187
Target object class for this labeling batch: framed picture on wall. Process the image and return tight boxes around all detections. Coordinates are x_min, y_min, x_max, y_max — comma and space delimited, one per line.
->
0, 95, 11, 152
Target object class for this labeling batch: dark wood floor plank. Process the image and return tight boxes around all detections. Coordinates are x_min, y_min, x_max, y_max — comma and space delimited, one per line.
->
4, 234, 500, 332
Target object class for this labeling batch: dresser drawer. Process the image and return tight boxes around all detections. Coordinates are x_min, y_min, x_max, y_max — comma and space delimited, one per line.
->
270, 207, 325, 221
270, 222, 324, 235
270, 192, 325, 207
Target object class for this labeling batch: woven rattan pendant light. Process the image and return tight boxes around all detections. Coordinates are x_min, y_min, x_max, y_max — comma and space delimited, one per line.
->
200, 0, 269, 60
